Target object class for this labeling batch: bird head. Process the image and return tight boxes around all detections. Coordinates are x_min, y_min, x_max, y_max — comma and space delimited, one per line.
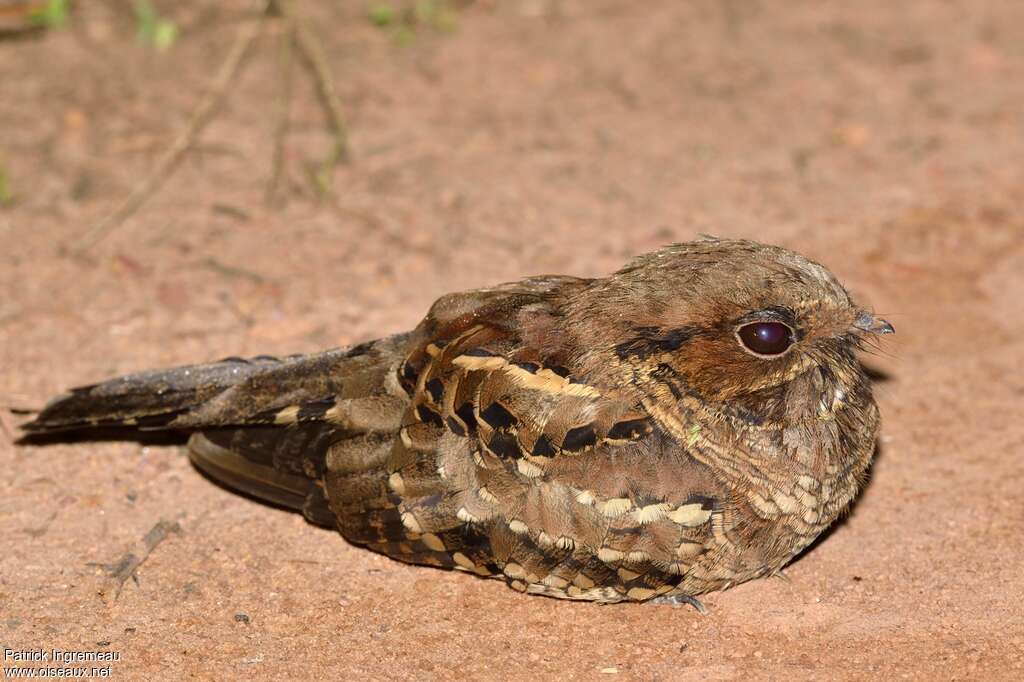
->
563, 238, 893, 420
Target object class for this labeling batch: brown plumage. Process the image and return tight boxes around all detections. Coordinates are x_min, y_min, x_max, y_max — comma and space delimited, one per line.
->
23, 238, 893, 606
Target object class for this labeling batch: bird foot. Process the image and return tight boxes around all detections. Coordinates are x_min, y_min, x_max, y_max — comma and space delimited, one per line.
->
651, 594, 708, 614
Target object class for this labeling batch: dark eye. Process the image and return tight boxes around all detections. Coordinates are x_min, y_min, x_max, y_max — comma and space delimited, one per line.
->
737, 322, 793, 356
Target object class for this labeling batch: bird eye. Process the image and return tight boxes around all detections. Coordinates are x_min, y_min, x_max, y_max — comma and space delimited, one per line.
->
737, 322, 793, 356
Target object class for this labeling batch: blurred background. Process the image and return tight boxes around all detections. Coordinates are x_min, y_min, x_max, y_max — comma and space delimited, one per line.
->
1, 1, 1022, 678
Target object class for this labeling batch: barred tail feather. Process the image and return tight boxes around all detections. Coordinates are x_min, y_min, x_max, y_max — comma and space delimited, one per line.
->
21, 334, 414, 524
23, 355, 284, 433
22, 333, 412, 434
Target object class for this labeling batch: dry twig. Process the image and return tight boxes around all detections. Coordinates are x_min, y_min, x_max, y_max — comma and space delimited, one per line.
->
70, 0, 351, 252
71, 1, 272, 254
265, 11, 295, 204
286, 3, 350, 193
92, 519, 182, 600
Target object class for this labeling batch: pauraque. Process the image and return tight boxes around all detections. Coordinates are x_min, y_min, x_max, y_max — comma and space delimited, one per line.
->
24, 238, 893, 605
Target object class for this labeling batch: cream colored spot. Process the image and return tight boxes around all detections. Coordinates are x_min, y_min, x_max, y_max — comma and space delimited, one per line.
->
627, 587, 656, 600
452, 552, 476, 570
675, 542, 704, 558
400, 511, 422, 533
817, 397, 832, 417
452, 355, 507, 371
617, 568, 641, 582
400, 427, 414, 448
537, 531, 555, 547
421, 533, 446, 552
600, 498, 633, 518
516, 458, 544, 478
748, 491, 780, 517
598, 548, 625, 563
566, 585, 584, 597
574, 489, 596, 506
524, 453, 552, 466
573, 573, 595, 589
625, 551, 650, 564
436, 464, 447, 479
508, 519, 529, 535
425, 343, 442, 357
387, 472, 406, 494
633, 503, 670, 525
543, 574, 569, 589
509, 580, 528, 592
772, 491, 799, 514
556, 535, 576, 550
667, 504, 712, 527
452, 354, 601, 398
504, 363, 601, 398
795, 488, 818, 508
711, 511, 732, 547
503, 563, 527, 580
797, 474, 819, 491
456, 507, 479, 523
274, 405, 300, 425
477, 486, 497, 503
803, 509, 821, 524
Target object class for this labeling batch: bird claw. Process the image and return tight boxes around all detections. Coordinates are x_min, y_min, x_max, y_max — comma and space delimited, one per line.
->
651, 593, 708, 614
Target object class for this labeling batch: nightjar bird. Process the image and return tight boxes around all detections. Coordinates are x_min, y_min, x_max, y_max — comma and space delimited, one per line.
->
24, 238, 893, 606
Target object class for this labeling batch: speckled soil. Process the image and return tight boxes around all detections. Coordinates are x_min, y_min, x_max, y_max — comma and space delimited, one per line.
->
1, 1, 1022, 679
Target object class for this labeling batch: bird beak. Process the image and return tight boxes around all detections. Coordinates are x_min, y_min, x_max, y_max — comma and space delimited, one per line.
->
854, 311, 895, 335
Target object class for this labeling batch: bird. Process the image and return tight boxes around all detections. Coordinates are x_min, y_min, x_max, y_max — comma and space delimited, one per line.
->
22, 237, 893, 608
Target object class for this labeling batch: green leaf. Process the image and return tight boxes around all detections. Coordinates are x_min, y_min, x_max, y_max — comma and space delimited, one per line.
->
134, 1, 178, 50
152, 20, 178, 50
0, 167, 12, 207
27, 0, 71, 28
368, 5, 396, 27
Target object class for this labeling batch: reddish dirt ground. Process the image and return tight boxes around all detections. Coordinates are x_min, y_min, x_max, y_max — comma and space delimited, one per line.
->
2, 1, 1023, 679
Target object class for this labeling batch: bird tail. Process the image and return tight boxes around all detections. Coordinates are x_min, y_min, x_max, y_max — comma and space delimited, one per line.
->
22, 334, 413, 526
23, 334, 409, 434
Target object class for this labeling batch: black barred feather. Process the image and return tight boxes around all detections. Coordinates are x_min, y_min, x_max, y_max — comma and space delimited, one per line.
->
24, 334, 412, 434
23, 334, 413, 524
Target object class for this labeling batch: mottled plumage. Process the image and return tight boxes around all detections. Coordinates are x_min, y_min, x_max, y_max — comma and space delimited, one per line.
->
23, 238, 893, 605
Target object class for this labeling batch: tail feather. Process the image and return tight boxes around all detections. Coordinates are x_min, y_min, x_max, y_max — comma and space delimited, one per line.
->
22, 333, 412, 434
23, 356, 282, 433
188, 431, 337, 527
21, 334, 414, 525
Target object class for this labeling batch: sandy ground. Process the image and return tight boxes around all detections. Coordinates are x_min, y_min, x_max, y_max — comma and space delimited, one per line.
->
1, 1, 1023, 679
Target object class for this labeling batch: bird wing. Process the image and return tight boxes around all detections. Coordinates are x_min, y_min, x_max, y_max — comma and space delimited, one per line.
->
348, 277, 723, 599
